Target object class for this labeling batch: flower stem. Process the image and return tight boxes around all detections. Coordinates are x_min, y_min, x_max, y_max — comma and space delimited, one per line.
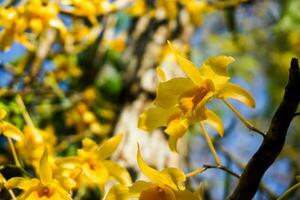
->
222, 99, 265, 137
7, 137, 21, 168
186, 167, 207, 178
277, 182, 300, 200
0, 173, 16, 200
16, 95, 35, 128
200, 122, 221, 165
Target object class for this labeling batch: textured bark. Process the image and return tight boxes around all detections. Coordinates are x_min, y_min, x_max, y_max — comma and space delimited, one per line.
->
228, 58, 300, 200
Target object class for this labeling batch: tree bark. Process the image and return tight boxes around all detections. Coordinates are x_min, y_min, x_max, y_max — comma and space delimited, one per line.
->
228, 58, 300, 199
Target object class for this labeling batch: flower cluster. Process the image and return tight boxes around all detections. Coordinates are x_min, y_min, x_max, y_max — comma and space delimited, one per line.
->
0, 0, 259, 199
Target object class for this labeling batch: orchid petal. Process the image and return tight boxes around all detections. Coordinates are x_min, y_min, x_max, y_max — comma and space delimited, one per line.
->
98, 134, 123, 160
5, 177, 39, 190
217, 82, 255, 108
175, 189, 199, 200
105, 184, 132, 200
138, 106, 179, 132
82, 162, 109, 185
137, 145, 165, 184
103, 160, 132, 185
39, 148, 53, 185
203, 109, 224, 137
167, 41, 203, 85
139, 184, 176, 200
164, 115, 188, 138
168, 136, 179, 152
161, 167, 186, 190
129, 180, 155, 193
2, 121, 23, 141
199, 56, 234, 91
154, 78, 194, 108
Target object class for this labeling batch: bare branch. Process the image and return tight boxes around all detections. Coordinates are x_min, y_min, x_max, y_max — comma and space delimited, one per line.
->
228, 58, 300, 200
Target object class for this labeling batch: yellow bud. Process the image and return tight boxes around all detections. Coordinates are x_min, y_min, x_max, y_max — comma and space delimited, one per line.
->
82, 111, 96, 123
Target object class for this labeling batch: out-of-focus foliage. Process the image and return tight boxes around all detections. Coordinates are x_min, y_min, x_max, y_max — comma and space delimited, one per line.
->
0, 0, 299, 199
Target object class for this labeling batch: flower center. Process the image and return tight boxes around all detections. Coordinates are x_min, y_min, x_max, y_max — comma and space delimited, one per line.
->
140, 185, 173, 200
38, 186, 53, 198
179, 86, 208, 114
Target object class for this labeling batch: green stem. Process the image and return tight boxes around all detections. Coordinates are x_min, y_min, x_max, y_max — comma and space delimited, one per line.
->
277, 182, 300, 200
200, 122, 221, 165
222, 99, 265, 137
186, 167, 207, 178
7, 137, 21, 168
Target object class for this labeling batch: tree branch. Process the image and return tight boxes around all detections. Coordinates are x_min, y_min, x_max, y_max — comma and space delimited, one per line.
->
228, 58, 300, 200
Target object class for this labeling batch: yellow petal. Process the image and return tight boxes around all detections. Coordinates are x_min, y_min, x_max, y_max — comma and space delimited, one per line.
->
39, 148, 53, 185
103, 160, 132, 185
137, 145, 166, 184
167, 41, 203, 85
168, 136, 179, 152
137, 146, 180, 190
82, 138, 98, 152
129, 180, 155, 193
82, 162, 109, 185
199, 56, 234, 91
105, 184, 132, 200
138, 106, 179, 132
0, 108, 7, 120
5, 177, 39, 190
1, 122, 23, 141
154, 78, 194, 109
0, 173, 5, 184
164, 115, 188, 138
156, 66, 166, 82
201, 56, 235, 77
0, 27, 14, 51
175, 189, 200, 200
217, 82, 255, 108
203, 109, 224, 137
161, 167, 186, 190
139, 184, 176, 200
52, 181, 73, 200
98, 134, 123, 160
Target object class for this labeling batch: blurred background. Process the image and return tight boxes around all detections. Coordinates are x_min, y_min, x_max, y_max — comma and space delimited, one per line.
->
0, 0, 299, 199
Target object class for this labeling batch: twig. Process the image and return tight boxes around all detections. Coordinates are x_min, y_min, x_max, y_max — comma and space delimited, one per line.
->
186, 164, 240, 179
203, 164, 240, 179
277, 182, 300, 200
217, 145, 277, 200
28, 28, 57, 84
294, 112, 300, 117
228, 58, 300, 200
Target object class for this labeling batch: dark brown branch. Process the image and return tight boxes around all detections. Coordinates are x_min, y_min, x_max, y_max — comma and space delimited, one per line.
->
228, 58, 300, 200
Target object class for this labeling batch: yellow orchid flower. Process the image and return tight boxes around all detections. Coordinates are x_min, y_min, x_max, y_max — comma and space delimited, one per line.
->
5, 148, 72, 200
139, 41, 256, 164
128, 146, 199, 200
167, 41, 256, 129
57, 134, 131, 189
0, 0, 67, 51
16, 125, 57, 169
